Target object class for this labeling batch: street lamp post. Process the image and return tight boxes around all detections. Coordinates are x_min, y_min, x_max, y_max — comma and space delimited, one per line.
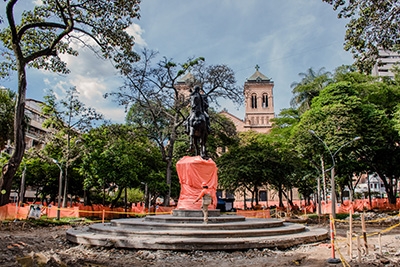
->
309, 131, 360, 218
52, 159, 63, 220
141, 182, 150, 213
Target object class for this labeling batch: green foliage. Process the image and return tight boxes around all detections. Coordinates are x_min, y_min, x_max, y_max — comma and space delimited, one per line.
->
292, 68, 400, 204
126, 188, 144, 203
109, 49, 243, 205
41, 87, 104, 133
0, 0, 141, 76
80, 124, 166, 206
39, 87, 104, 206
16, 151, 65, 204
323, 0, 400, 73
290, 67, 332, 114
217, 131, 299, 207
0, 88, 15, 150
0, 0, 141, 206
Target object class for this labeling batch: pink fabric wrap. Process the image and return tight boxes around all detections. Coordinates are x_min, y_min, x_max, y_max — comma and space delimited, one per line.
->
176, 156, 218, 210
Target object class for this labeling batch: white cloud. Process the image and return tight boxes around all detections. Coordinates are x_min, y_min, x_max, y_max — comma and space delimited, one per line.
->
126, 24, 147, 48
5, 0, 354, 123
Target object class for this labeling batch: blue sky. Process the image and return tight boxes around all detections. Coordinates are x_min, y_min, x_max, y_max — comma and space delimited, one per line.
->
1, 0, 354, 123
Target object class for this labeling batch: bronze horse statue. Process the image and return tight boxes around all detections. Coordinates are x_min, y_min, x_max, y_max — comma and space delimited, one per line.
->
186, 86, 209, 159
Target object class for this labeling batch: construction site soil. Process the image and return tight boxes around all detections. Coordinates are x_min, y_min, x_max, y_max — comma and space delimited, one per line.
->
0, 214, 399, 267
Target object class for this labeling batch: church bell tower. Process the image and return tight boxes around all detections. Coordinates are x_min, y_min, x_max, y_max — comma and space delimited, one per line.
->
243, 65, 275, 133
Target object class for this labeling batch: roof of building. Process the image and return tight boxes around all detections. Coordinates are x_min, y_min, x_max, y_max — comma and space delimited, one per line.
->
177, 72, 195, 83
246, 65, 272, 82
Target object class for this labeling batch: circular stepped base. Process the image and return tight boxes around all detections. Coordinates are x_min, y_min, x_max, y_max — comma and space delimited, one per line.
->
66, 215, 328, 251
172, 209, 221, 217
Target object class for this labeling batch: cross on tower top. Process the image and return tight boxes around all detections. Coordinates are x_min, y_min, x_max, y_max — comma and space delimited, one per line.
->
255, 64, 260, 71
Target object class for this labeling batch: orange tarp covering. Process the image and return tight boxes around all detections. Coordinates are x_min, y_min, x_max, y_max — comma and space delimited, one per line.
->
176, 156, 217, 210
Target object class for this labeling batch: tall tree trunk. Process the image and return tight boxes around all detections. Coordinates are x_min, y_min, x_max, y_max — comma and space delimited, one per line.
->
18, 165, 27, 205
164, 157, 172, 206
254, 185, 259, 206
63, 99, 73, 207
63, 132, 71, 208
278, 184, 284, 207
111, 186, 124, 208
0, 63, 27, 206
376, 171, 396, 205
163, 115, 179, 207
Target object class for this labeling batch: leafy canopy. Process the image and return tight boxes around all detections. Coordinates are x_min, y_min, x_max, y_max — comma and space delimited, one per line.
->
0, 0, 141, 77
323, 0, 400, 73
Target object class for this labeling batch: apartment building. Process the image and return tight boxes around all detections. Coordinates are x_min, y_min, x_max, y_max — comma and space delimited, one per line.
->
371, 49, 400, 79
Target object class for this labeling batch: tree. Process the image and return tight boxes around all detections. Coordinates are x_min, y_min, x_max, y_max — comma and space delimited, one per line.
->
218, 131, 297, 208
323, 0, 400, 73
268, 108, 316, 206
0, 0, 141, 206
290, 67, 332, 114
80, 124, 165, 208
41, 87, 103, 207
108, 49, 243, 206
294, 77, 399, 204
0, 87, 15, 150
14, 152, 63, 205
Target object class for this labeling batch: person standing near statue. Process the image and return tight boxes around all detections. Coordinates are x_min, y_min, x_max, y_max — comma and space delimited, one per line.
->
193, 182, 214, 224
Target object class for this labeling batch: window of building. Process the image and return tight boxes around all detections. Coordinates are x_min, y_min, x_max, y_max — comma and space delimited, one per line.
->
251, 94, 257, 109
262, 93, 268, 108
259, 190, 267, 201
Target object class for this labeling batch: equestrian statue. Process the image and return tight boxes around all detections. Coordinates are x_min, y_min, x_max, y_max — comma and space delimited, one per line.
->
185, 85, 210, 160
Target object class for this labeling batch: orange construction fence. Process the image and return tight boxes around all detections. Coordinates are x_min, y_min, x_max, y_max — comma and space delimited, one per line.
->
1, 198, 400, 221
233, 198, 400, 215
0, 203, 176, 221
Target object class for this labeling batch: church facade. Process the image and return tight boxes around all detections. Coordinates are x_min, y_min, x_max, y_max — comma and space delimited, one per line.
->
220, 66, 302, 209
220, 65, 275, 134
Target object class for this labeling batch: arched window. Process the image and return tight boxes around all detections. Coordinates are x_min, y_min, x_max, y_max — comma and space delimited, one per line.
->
262, 93, 268, 108
251, 94, 257, 109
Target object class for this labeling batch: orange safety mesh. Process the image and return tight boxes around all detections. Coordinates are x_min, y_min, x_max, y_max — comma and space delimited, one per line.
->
176, 156, 218, 210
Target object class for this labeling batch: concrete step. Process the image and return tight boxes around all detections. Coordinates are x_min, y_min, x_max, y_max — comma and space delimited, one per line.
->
143, 214, 246, 224
87, 221, 305, 238
111, 217, 283, 230
66, 226, 328, 251
66, 215, 328, 251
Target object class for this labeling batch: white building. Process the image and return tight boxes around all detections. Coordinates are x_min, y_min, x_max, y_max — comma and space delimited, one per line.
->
354, 173, 386, 198
371, 49, 400, 79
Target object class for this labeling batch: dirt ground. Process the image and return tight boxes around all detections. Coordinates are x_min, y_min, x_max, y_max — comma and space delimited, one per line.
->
0, 218, 399, 267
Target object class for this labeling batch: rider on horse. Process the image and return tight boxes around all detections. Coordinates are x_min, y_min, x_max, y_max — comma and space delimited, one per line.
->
186, 85, 210, 159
